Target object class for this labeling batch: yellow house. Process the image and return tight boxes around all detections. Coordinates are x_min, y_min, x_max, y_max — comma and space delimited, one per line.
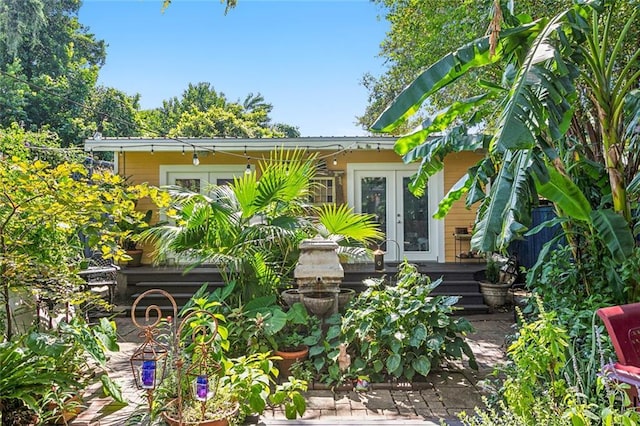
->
84, 136, 481, 264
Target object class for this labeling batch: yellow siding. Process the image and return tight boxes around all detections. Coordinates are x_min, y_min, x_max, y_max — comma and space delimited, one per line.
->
443, 152, 483, 262
121, 149, 481, 264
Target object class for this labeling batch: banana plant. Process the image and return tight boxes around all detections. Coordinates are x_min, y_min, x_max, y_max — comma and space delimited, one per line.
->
371, 1, 640, 287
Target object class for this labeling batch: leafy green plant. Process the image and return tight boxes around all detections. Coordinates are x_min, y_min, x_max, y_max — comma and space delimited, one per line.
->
155, 284, 308, 422
306, 313, 347, 385
464, 296, 640, 426
341, 262, 477, 382
483, 258, 500, 284
0, 338, 77, 422
143, 148, 382, 306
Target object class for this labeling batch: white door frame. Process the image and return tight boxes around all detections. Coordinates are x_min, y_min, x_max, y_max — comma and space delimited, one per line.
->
347, 163, 445, 263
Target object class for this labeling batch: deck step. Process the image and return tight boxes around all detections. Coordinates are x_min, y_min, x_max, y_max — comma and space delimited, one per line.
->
120, 263, 489, 313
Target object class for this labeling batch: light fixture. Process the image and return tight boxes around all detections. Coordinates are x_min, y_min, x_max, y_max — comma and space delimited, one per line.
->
92, 131, 102, 141
245, 159, 252, 174
192, 150, 200, 166
377, 143, 381, 152
332, 157, 338, 166
119, 146, 123, 156
182, 145, 185, 155
150, 144, 154, 155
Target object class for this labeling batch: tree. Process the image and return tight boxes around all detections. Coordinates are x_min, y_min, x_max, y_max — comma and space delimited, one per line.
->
0, 0, 106, 145
76, 86, 143, 141
0, 153, 170, 341
358, 0, 572, 133
138, 82, 299, 138
371, 0, 640, 301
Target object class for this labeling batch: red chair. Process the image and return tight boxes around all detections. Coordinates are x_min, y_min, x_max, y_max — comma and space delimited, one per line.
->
596, 303, 640, 406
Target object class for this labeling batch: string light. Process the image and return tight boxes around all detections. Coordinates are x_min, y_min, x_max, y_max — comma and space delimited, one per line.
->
119, 146, 123, 156
192, 149, 200, 166
150, 144, 154, 155
181, 145, 185, 155
245, 159, 251, 174
332, 157, 338, 166
377, 143, 381, 152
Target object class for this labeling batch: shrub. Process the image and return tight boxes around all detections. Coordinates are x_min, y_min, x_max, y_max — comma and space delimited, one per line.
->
341, 261, 477, 382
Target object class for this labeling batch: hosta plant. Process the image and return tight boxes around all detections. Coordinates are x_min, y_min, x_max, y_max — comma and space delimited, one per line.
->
341, 262, 477, 382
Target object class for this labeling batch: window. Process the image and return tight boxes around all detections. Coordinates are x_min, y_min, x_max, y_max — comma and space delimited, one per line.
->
309, 177, 335, 205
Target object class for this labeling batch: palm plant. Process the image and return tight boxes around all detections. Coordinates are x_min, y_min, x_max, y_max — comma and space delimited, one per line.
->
371, 0, 640, 301
143, 148, 382, 305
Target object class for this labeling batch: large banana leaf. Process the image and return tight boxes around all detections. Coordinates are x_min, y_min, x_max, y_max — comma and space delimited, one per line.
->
404, 127, 489, 198
489, 11, 576, 155
590, 209, 634, 263
371, 22, 543, 133
471, 150, 536, 252
533, 166, 592, 222
394, 94, 493, 156
435, 173, 471, 219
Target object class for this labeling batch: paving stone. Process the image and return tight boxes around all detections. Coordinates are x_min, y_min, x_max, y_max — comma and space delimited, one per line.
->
335, 402, 353, 417
420, 388, 442, 404
364, 390, 397, 410
429, 371, 474, 387
438, 385, 484, 409
301, 408, 322, 419
72, 313, 514, 425
306, 390, 336, 410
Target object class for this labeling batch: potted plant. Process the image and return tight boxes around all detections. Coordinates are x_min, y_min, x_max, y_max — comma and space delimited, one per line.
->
478, 257, 512, 307
153, 292, 308, 425
117, 209, 152, 267
266, 303, 319, 379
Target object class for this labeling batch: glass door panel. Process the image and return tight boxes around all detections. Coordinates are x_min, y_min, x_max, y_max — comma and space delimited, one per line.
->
360, 177, 387, 238
401, 176, 429, 253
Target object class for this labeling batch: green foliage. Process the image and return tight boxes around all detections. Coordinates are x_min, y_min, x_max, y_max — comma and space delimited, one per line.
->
341, 262, 476, 382
370, 0, 640, 301
0, 154, 169, 340
0, 0, 106, 145
484, 258, 501, 284
465, 295, 640, 425
504, 297, 569, 418
154, 288, 308, 421
143, 149, 381, 305
0, 316, 123, 422
0, 338, 78, 419
138, 82, 298, 138
359, 0, 572, 132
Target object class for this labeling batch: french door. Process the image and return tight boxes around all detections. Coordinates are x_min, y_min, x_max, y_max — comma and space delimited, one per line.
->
349, 165, 443, 262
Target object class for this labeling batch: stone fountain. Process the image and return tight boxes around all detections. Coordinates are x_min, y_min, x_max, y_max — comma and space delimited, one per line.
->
287, 237, 348, 318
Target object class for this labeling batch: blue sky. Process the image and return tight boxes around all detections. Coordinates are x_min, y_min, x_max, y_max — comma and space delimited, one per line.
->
79, 0, 390, 136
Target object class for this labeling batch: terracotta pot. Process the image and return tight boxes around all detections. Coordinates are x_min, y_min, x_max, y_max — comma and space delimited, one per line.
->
162, 399, 239, 426
125, 249, 143, 267
274, 346, 309, 378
